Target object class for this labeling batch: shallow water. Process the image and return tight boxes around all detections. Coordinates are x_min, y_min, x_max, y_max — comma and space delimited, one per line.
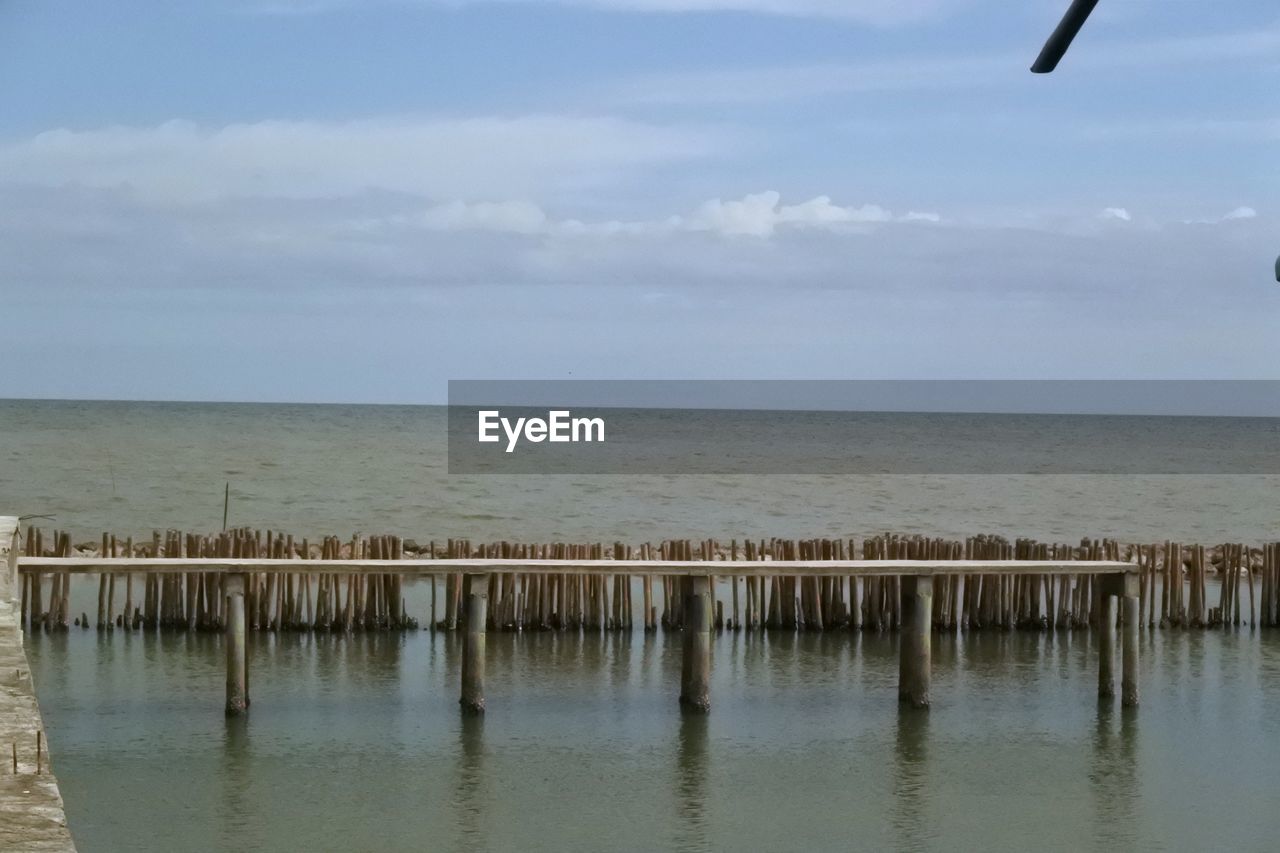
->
9, 398, 1280, 851
24, 613, 1280, 852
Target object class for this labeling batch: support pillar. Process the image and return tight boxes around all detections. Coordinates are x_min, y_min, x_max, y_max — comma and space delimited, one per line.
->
1122, 592, 1139, 707
1098, 590, 1116, 700
898, 575, 932, 708
225, 573, 248, 716
680, 575, 711, 712
460, 574, 488, 714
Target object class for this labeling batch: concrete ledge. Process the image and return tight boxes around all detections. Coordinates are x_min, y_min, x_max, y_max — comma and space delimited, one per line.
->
0, 517, 75, 852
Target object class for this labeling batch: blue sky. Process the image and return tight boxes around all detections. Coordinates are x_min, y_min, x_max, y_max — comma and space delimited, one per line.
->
0, 1, 1276, 401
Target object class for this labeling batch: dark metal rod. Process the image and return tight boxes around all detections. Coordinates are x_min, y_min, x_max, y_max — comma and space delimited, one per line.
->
1031, 0, 1101, 73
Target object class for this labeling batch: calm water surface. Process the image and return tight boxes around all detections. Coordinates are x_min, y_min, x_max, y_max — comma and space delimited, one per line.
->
7, 399, 1280, 851
26, 614, 1280, 852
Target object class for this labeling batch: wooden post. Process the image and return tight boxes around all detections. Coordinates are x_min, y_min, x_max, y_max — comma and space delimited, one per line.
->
731, 573, 740, 630
1098, 588, 1116, 700
225, 573, 248, 716
107, 572, 116, 629
1121, 572, 1140, 707
445, 573, 458, 631
679, 575, 712, 713
643, 574, 653, 631
899, 575, 932, 709
460, 574, 488, 714
2, 519, 18, 606
96, 571, 108, 630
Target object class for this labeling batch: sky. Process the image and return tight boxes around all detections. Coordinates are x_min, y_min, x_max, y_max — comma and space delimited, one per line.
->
0, 0, 1276, 402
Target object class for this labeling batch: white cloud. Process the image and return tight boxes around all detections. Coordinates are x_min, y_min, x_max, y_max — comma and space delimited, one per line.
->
1, 181, 1271, 323
248, 0, 962, 24
686, 191, 897, 236
616, 56, 1013, 105
1183, 206, 1260, 225
1100, 207, 1132, 222
368, 191, 928, 239
689, 191, 789, 236
0, 117, 723, 204
417, 200, 549, 234
1223, 206, 1258, 221
779, 195, 895, 226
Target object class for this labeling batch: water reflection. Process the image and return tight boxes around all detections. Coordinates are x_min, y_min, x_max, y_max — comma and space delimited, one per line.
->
1089, 704, 1139, 848
218, 718, 252, 847
342, 632, 405, 691
891, 709, 931, 849
25, 619, 1280, 852
452, 714, 487, 848
608, 631, 635, 696
674, 714, 709, 853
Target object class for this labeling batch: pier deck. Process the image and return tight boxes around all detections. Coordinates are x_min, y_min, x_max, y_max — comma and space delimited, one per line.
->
15, 538, 1140, 716
18, 556, 1139, 576
1, 517, 75, 851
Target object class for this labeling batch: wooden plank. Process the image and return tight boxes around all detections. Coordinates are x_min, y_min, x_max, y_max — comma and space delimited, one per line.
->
17, 557, 1136, 578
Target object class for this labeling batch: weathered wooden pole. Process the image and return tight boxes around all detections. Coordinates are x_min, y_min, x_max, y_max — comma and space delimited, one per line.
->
1121, 572, 1140, 707
96, 569, 108, 630
225, 573, 248, 716
1097, 588, 1116, 700
430, 574, 438, 630
679, 575, 712, 712
460, 574, 488, 714
898, 575, 932, 709
3, 518, 18, 602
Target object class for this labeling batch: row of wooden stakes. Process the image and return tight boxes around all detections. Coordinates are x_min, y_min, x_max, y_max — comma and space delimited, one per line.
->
17, 527, 1280, 633
21, 529, 416, 633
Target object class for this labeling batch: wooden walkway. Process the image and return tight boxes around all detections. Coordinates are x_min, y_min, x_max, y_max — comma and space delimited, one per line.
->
0, 517, 75, 851
17, 548, 1141, 716
18, 556, 1140, 576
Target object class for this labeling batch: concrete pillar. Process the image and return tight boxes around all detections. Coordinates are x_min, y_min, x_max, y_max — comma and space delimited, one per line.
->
680, 575, 711, 712
1098, 591, 1116, 700
898, 575, 933, 709
225, 573, 248, 716
1122, 594, 1139, 707
460, 574, 488, 714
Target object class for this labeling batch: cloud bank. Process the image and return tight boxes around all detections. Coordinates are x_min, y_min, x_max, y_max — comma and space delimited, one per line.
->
391, 191, 933, 238
0, 117, 723, 204
0, 113, 1271, 394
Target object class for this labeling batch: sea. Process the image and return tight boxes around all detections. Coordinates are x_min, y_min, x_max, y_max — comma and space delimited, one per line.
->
3, 399, 1279, 851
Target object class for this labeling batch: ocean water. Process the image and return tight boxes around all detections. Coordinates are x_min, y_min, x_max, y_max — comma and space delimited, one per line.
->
6, 399, 1280, 851
1, 398, 1277, 543
23, 618, 1280, 852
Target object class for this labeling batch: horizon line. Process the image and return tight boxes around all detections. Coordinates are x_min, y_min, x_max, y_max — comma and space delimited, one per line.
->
6, 394, 1280, 420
